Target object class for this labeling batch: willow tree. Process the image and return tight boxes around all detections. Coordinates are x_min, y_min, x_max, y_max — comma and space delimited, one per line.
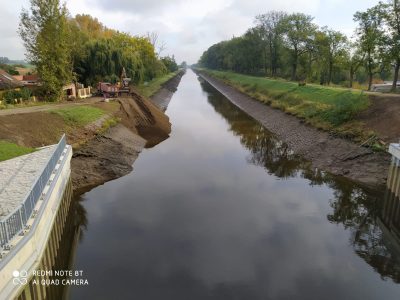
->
19, 0, 73, 101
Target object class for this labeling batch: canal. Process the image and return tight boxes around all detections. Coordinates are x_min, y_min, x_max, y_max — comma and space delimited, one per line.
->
69, 70, 400, 299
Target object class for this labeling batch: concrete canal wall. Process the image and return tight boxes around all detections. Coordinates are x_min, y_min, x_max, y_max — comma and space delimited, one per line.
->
0, 137, 72, 300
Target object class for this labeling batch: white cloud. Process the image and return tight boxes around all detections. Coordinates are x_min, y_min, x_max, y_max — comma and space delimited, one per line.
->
1, 0, 381, 64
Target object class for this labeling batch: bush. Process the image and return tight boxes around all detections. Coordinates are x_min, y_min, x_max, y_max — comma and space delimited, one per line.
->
20, 88, 32, 101
2, 88, 32, 104
3, 90, 19, 104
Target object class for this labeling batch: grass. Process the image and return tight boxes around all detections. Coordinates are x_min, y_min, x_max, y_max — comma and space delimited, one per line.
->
202, 69, 372, 141
0, 141, 36, 161
99, 116, 121, 133
136, 70, 180, 98
50, 106, 105, 126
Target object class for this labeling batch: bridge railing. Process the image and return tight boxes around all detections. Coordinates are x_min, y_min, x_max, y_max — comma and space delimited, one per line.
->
0, 134, 67, 249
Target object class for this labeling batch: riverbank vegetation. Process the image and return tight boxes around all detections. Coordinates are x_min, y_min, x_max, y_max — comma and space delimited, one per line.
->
201, 69, 383, 145
136, 70, 181, 98
18, 0, 179, 101
199, 1, 400, 92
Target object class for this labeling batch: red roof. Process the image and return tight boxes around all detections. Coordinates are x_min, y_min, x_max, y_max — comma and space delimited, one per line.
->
22, 74, 39, 82
0, 69, 23, 90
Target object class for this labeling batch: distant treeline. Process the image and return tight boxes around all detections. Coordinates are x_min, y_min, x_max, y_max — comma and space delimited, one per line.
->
199, 1, 400, 91
19, 0, 179, 100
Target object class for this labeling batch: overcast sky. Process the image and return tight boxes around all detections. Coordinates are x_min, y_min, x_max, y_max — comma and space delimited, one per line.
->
1, 0, 380, 64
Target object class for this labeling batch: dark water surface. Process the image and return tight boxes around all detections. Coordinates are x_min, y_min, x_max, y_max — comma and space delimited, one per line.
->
70, 70, 400, 300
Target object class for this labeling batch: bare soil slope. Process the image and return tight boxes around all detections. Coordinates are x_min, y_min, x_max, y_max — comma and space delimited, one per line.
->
357, 94, 400, 143
71, 94, 172, 193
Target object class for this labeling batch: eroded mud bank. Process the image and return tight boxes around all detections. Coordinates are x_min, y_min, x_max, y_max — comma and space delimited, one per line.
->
71, 72, 184, 195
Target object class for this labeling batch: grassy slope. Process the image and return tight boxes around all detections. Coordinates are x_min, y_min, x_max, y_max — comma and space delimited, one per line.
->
50, 106, 105, 126
0, 141, 35, 161
136, 71, 180, 98
202, 69, 374, 142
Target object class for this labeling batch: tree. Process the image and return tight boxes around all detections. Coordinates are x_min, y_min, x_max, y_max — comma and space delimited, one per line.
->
19, 0, 73, 101
255, 11, 287, 77
146, 32, 166, 57
319, 27, 348, 85
378, 0, 400, 91
345, 43, 365, 88
280, 13, 318, 81
161, 55, 178, 72
354, 7, 383, 90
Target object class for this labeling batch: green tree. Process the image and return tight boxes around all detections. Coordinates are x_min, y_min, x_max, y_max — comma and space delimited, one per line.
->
319, 27, 348, 85
354, 7, 383, 90
345, 43, 365, 88
255, 11, 286, 77
378, 0, 400, 91
161, 55, 178, 72
19, 0, 73, 101
280, 13, 317, 80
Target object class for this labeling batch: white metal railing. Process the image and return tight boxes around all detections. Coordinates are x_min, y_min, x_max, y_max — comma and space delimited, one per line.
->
0, 135, 67, 250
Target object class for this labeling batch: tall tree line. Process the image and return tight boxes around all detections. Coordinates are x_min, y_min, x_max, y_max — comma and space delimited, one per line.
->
199, 1, 400, 91
19, 0, 175, 100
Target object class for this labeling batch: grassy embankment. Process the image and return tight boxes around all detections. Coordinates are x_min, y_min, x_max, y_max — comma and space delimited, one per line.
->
136, 70, 180, 97
51, 106, 105, 126
0, 141, 36, 161
202, 69, 376, 144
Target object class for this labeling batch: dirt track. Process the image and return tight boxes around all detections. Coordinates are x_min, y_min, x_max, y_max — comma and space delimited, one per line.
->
197, 70, 391, 188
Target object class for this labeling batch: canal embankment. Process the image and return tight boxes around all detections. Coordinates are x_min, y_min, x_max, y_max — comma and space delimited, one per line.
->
0, 70, 185, 195
71, 70, 185, 194
196, 69, 391, 187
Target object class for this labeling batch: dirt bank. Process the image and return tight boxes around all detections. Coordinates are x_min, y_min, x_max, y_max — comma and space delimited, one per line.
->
357, 94, 400, 143
196, 70, 391, 188
71, 73, 184, 194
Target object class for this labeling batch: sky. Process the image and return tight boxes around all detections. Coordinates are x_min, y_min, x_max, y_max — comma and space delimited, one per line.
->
1, 0, 380, 64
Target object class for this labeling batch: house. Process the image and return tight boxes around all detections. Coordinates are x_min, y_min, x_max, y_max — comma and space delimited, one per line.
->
0, 69, 23, 91
10, 73, 91, 100
0, 69, 26, 104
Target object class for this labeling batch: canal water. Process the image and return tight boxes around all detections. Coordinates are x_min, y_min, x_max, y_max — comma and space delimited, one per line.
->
69, 70, 400, 299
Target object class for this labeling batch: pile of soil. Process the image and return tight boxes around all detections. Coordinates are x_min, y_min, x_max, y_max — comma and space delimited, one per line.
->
197, 71, 392, 188
117, 92, 171, 147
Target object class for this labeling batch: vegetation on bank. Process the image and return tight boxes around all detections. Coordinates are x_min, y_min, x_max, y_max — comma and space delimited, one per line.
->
136, 70, 180, 97
198, 2, 400, 91
50, 106, 105, 126
202, 69, 375, 142
18, 0, 180, 101
0, 141, 35, 161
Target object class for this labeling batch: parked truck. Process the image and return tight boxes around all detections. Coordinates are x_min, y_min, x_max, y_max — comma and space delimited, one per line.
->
97, 82, 119, 97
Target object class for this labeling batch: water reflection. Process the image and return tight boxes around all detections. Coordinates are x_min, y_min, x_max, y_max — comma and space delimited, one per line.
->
201, 79, 400, 284
70, 70, 400, 299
